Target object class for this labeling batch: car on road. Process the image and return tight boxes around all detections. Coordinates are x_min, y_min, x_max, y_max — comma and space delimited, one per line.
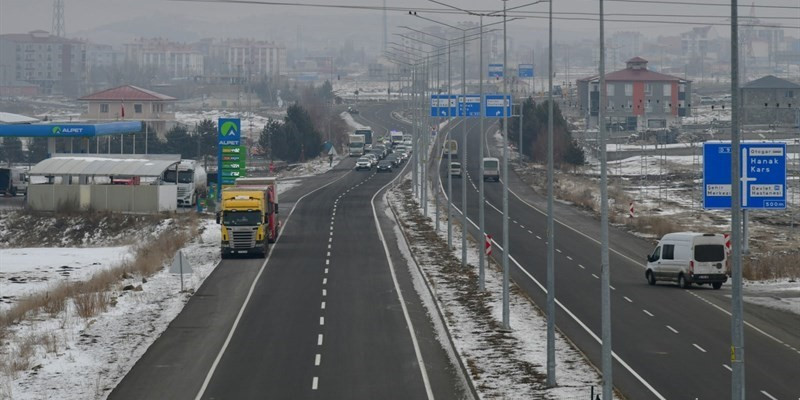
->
645, 232, 728, 289
450, 162, 461, 177
368, 149, 384, 160
483, 157, 500, 181
397, 150, 409, 162
364, 153, 378, 166
355, 157, 372, 171
376, 160, 393, 172
385, 154, 401, 167
374, 144, 389, 158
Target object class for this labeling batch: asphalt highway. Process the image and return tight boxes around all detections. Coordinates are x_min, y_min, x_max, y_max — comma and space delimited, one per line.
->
435, 111, 800, 399
110, 106, 469, 400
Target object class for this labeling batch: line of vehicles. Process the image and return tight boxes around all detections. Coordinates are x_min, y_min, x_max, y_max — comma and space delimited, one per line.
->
354, 130, 412, 173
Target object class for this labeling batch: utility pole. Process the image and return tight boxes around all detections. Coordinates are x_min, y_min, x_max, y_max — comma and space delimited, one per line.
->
478, 14, 486, 291
461, 29, 468, 268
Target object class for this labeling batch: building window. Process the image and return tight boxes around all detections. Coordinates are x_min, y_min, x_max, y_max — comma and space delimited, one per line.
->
134, 104, 143, 113
625, 84, 633, 96
100, 103, 109, 113
606, 84, 615, 96
607, 100, 615, 110
644, 84, 652, 95
663, 84, 671, 97
664, 104, 672, 113
786, 91, 794, 98
679, 84, 685, 93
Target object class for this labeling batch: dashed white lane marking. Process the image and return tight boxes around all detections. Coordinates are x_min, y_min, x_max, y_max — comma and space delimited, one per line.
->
556, 249, 562, 254
319, 316, 325, 326
566, 256, 573, 261
321, 301, 326, 310
318, 334, 323, 346
315, 354, 321, 366
667, 325, 679, 334
329, 231, 333, 236
513, 219, 518, 224
329, 237, 332, 243
528, 230, 533, 234
760, 390, 778, 400
722, 364, 732, 372
693, 343, 707, 353
609, 285, 616, 290
643, 310, 654, 317
324, 268, 328, 274
323, 278, 327, 285
322, 289, 327, 297
328, 244, 331, 249
326, 251, 330, 257
579, 264, 586, 269
624, 296, 633, 303
325, 259, 329, 265
592, 273, 599, 279
312, 377, 318, 390
330, 226, 333, 231
536, 235, 542, 240
520, 225, 525, 229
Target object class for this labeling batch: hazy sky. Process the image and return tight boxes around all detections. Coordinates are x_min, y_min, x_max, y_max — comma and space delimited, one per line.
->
1, 0, 799, 45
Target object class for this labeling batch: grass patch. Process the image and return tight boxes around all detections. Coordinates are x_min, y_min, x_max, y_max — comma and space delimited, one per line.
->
625, 215, 683, 238
744, 251, 800, 281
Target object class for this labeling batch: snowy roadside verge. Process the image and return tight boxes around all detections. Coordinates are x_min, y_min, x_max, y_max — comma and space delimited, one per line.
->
387, 178, 614, 399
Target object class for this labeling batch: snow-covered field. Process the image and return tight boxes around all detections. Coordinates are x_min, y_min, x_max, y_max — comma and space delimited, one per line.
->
2, 219, 220, 400
175, 110, 273, 140
0, 247, 132, 311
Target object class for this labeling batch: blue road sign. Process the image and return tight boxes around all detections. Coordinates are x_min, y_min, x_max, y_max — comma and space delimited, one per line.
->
484, 94, 512, 118
430, 94, 458, 117
458, 95, 481, 117
703, 142, 787, 209
518, 64, 534, 78
488, 64, 504, 78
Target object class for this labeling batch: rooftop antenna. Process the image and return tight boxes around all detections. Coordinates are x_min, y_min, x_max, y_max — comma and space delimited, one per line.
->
52, 0, 65, 37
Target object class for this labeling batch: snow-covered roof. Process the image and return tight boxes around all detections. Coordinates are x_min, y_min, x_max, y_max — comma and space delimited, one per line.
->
0, 112, 39, 124
30, 154, 181, 177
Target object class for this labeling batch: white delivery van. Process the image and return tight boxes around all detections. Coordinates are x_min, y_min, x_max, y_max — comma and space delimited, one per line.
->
483, 157, 500, 181
645, 232, 728, 289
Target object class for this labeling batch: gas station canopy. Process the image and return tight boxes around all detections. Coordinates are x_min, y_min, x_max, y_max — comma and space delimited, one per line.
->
0, 121, 142, 137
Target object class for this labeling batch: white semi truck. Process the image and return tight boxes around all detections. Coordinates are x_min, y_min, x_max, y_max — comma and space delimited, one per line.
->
162, 160, 208, 207
348, 134, 366, 157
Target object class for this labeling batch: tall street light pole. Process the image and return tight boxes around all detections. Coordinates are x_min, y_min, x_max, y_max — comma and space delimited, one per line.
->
501, 0, 511, 330
599, 0, 613, 398
546, 0, 556, 387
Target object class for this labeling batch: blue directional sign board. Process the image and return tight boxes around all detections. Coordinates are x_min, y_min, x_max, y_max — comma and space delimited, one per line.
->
458, 95, 482, 117
518, 64, 534, 78
488, 63, 504, 78
484, 94, 512, 118
430, 94, 458, 117
703, 142, 787, 209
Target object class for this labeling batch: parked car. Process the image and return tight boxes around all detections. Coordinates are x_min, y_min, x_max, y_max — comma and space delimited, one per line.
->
450, 162, 462, 177
645, 232, 728, 289
377, 160, 393, 172
355, 157, 372, 171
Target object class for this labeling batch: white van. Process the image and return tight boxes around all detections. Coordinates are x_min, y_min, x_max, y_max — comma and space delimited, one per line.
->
645, 232, 728, 289
483, 157, 499, 181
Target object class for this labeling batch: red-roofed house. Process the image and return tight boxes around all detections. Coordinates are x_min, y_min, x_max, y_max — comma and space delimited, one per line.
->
577, 57, 692, 131
79, 85, 176, 134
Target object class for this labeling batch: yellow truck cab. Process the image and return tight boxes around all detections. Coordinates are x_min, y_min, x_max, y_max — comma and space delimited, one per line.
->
217, 177, 278, 258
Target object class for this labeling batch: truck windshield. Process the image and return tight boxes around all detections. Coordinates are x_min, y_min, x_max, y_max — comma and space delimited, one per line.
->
694, 244, 724, 262
349, 143, 364, 148
163, 170, 194, 184
223, 210, 262, 226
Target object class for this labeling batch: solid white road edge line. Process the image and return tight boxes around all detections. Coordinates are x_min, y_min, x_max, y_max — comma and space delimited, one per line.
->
194, 168, 355, 400
370, 153, 435, 400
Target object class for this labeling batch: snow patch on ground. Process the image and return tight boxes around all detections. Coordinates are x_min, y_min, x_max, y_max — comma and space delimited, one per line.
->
0, 247, 132, 311
2, 219, 221, 400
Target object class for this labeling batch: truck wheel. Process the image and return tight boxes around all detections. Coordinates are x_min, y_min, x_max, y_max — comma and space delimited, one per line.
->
712, 282, 722, 290
678, 274, 691, 289
646, 270, 656, 285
